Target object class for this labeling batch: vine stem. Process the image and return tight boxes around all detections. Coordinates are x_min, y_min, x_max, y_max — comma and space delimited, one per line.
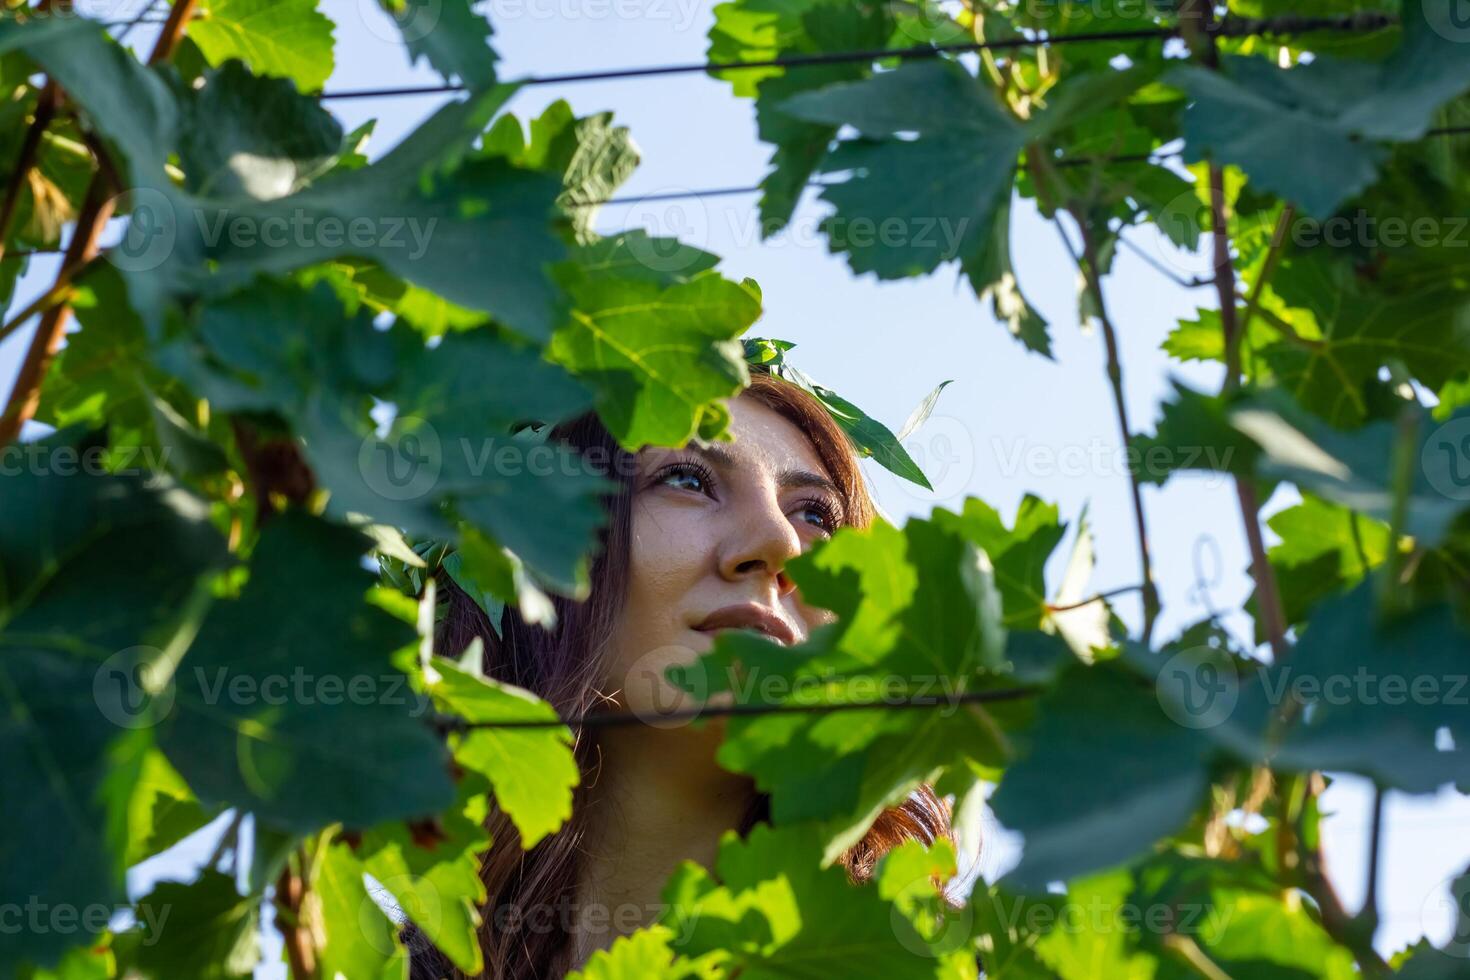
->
1181, 0, 1289, 662
0, 268, 82, 346
1291, 775, 1391, 977
275, 857, 318, 980
0, 0, 57, 263
1023, 138, 1159, 645
1070, 211, 1161, 645
0, 0, 199, 447
1045, 583, 1144, 613
0, 181, 115, 444
1363, 784, 1385, 933
0, 82, 59, 264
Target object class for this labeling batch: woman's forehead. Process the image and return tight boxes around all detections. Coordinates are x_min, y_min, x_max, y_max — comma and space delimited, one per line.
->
639, 397, 831, 478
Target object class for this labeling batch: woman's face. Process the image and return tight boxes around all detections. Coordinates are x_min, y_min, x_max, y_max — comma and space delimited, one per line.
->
604, 393, 847, 726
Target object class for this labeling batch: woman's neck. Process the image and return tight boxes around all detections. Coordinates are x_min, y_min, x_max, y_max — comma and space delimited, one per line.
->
568, 724, 754, 969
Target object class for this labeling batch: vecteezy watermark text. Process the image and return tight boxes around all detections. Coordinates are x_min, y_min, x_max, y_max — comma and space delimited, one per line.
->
0, 898, 170, 946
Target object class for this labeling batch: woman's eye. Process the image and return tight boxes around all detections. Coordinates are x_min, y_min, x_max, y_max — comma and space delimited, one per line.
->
656, 462, 714, 495
797, 499, 841, 534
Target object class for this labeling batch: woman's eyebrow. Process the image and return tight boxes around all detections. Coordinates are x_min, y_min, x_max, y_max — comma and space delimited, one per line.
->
688, 442, 843, 499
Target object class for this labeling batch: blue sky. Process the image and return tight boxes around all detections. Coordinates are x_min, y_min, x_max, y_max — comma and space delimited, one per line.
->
4, 0, 1467, 967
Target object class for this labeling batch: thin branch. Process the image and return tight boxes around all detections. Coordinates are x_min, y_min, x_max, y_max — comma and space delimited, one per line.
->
1248, 301, 1323, 352
1236, 203, 1296, 354
0, 82, 59, 264
1026, 143, 1160, 646
113, 0, 164, 42
1362, 784, 1385, 931
1380, 375, 1422, 613
204, 810, 245, 873
1071, 213, 1162, 645
0, 0, 199, 447
0, 180, 114, 445
1046, 583, 1145, 613
1161, 933, 1235, 980
146, 0, 199, 64
275, 856, 317, 980
1183, 0, 1289, 662
0, 270, 82, 346
1296, 782, 1392, 976
1117, 231, 1213, 290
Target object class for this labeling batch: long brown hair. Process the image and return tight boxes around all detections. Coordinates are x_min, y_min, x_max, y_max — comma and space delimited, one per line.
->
408, 371, 966, 978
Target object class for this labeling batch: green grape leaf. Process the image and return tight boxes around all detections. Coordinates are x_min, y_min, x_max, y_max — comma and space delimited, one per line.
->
1258, 582, 1470, 794
706, 0, 826, 98
1261, 494, 1391, 629
0, 431, 228, 975
378, 0, 498, 90
1129, 380, 1261, 487
181, 151, 567, 344
565, 925, 706, 979
775, 62, 1150, 354
550, 249, 760, 450
1229, 398, 1469, 547
1135, 386, 1470, 546
1029, 869, 1159, 979
777, 59, 1023, 279
1396, 942, 1470, 979
158, 512, 455, 832
116, 746, 218, 866
990, 662, 1219, 892
485, 100, 641, 240
1262, 254, 1470, 428
157, 279, 609, 595
0, 16, 176, 182
967, 881, 1065, 979
359, 784, 492, 975
659, 822, 979, 977
1168, 0, 1470, 217
745, 0, 893, 231
1130, 854, 1359, 979
963, 195, 1051, 358
1159, 307, 1280, 368
176, 60, 344, 201
17, 942, 117, 980
114, 871, 259, 980
430, 660, 579, 848
189, 0, 336, 91
934, 495, 1067, 630
125, 85, 568, 346
312, 840, 411, 980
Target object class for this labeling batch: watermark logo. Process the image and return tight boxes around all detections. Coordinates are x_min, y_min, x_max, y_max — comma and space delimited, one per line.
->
359, 417, 444, 502
362, 0, 444, 43
622, 643, 711, 729
1424, 0, 1470, 43
621, 188, 712, 273
1155, 645, 1240, 730
94, 646, 176, 730
1423, 416, 1470, 502
897, 414, 975, 503
365, 875, 442, 954
1420, 873, 1470, 958
106, 187, 177, 273
495, 0, 703, 31
1153, 189, 1470, 281
889, 871, 973, 958
893, 0, 965, 43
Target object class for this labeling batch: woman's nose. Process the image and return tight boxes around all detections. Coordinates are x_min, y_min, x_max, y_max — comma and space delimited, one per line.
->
717, 490, 802, 593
